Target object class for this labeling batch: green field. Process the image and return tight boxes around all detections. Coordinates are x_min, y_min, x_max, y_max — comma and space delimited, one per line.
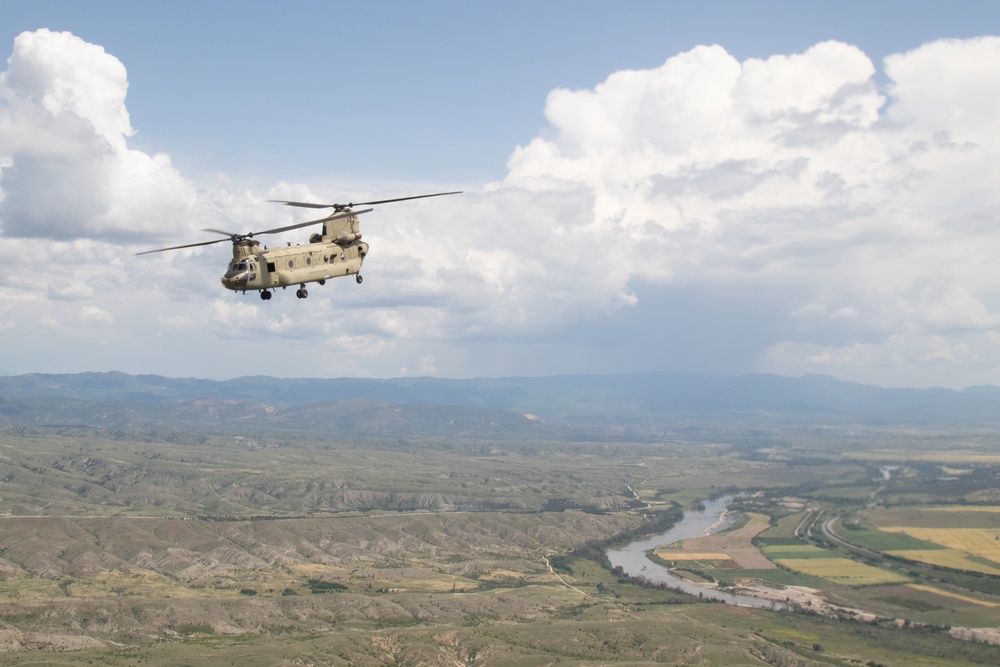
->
763, 544, 840, 559
838, 526, 947, 552
775, 557, 910, 585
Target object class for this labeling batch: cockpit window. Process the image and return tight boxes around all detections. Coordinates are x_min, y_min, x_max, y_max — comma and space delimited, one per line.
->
226, 259, 254, 277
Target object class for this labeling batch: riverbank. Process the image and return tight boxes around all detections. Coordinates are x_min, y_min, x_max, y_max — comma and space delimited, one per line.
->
606, 496, 881, 617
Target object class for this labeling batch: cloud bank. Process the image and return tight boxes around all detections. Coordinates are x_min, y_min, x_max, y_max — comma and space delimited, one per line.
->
1, 29, 999, 387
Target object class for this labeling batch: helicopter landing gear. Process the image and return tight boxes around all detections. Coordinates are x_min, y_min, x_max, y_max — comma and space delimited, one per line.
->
296, 287, 308, 299
259, 290, 272, 300
356, 274, 363, 284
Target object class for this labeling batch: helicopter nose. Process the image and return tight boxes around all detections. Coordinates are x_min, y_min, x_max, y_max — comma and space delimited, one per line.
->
221, 270, 248, 290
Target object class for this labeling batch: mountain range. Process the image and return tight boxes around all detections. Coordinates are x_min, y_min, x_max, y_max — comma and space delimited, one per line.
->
1, 371, 999, 440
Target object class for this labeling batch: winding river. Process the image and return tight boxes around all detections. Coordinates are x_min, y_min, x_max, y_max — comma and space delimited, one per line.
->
606, 496, 784, 609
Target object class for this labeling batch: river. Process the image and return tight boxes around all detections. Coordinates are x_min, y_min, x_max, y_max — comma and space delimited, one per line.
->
606, 495, 784, 609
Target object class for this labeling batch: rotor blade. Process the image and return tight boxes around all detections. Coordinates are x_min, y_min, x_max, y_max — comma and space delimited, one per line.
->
350, 191, 462, 207
134, 237, 232, 256
268, 200, 334, 209
201, 228, 238, 237
249, 208, 373, 237
269, 191, 461, 210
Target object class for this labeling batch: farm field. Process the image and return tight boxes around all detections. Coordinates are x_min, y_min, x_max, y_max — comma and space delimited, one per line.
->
645, 496, 1000, 632
867, 506, 1000, 575
772, 554, 910, 586
653, 511, 774, 570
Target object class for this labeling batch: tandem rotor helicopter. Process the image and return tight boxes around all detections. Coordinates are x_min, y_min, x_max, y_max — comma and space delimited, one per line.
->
137, 191, 460, 300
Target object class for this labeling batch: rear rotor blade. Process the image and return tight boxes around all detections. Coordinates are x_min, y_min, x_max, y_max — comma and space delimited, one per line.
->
269, 190, 461, 211
350, 191, 462, 207
248, 208, 372, 237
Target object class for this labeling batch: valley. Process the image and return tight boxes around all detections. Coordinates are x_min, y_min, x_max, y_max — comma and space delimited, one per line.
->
1, 372, 1000, 664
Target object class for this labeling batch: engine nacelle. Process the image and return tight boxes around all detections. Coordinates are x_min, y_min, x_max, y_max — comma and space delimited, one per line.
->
334, 231, 361, 245
232, 238, 260, 259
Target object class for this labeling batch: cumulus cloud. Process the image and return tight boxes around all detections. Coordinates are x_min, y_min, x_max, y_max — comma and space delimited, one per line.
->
485, 38, 1000, 386
0, 29, 196, 241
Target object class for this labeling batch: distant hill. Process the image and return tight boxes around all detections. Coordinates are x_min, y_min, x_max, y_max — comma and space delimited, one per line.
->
2, 372, 1000, 437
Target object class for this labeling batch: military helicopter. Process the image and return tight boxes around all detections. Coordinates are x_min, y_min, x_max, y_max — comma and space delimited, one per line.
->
136, 191, 460, 300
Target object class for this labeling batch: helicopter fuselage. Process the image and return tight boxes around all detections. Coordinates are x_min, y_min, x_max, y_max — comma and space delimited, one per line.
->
221, 212, 369, 299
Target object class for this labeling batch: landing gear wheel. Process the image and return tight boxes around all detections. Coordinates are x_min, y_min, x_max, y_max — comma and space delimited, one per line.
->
356, 274, 363, 284
296, 288, 308, 299
260, 290, 272, 300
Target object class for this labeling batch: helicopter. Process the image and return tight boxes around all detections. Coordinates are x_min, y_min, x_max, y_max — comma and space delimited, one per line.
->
136, 191, 460, 300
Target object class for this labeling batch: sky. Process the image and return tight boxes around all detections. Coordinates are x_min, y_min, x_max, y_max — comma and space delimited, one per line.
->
1, 1, 999, 388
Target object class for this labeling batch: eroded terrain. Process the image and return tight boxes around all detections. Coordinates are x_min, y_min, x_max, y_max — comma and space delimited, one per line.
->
2, 406, 1000, 664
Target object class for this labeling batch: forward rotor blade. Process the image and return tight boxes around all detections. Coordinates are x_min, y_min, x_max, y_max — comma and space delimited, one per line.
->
202, 228, 239, 237
249, 208, 372, 237
268, 200, 333, 209
134, 237, 231, 255
134, 204, 383, 257
269, 190, 461, 210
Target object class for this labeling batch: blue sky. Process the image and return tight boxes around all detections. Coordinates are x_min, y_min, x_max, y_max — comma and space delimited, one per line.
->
2, 1, 1000, 387
6, 0, 995, 183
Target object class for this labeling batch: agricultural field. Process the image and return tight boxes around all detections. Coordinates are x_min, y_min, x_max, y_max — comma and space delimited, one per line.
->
653, 511, 774, 570
770, 549, 910, 586
645, 480, 1000, 633
866, 506, 1000, 575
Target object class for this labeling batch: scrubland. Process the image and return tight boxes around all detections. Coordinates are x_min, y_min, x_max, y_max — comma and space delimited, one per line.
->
1, 414, 1000, 664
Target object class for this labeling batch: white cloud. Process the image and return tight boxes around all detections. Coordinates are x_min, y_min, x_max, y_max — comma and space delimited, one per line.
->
76, 305, 113, 327
488, 37, 1000, 387
0, 29, 197, 241
400, 354, 438, 377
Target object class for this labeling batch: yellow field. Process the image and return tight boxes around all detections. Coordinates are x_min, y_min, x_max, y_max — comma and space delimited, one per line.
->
881, 526, 1000, 560
653, 551, 730, 561
887, 549, 1000, 576
908, 583, 1000, 607
776, 558, 908, 585
878, 525, 1000, 575
919, 506, 1000, 513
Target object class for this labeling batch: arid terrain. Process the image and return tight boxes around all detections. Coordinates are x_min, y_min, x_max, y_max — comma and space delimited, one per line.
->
1, 372, 1000, 664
